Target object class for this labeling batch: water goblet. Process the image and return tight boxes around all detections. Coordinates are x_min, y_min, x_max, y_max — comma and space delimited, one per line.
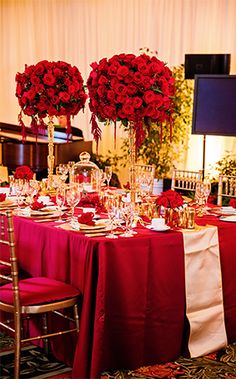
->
14, 180, 24, 213
106, 205, 118, 239
66, 183, 81, 223
105, 166, 112, 189
56, 185, 66, 222
120, 205, 135, 238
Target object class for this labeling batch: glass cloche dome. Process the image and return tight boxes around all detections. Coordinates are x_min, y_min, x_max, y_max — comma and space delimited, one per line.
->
71, 152, 100, 192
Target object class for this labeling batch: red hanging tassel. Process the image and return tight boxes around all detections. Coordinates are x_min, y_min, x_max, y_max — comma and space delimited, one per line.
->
18, 111, 26, 143
66, 114, 72, 141
90, 114, 101, 154
114, 120, 117, 149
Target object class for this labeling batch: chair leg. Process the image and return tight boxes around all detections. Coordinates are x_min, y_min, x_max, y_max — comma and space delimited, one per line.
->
73, 304, 80, 332
42, 313, 49, 355
14, 313, 21, 379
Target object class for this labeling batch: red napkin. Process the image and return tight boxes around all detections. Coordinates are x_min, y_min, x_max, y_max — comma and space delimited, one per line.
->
31, 201, 45, 210
0, 193, 6, 202
77, 212, 95, 226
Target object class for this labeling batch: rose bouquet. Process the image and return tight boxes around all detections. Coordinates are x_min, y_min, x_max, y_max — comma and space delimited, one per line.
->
14, 166, 34, 180
87, 53, 175, 148
15, 60, 87, 138
0, 193, 6, 202
155, 189, 184, 209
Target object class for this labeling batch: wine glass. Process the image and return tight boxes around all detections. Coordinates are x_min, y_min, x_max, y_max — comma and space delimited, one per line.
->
66, 183, 81, 223
56, 185, 65, 222
57, 164, 69, 182
106, 205, 118, 239
105, 166, 112, 189
68, 161, 75, 183
120, 205, 135, 238
13, 179, 24, 213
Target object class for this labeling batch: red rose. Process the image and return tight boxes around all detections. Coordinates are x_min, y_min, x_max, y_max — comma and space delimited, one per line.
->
122, 104, 135, 117
143, 90, 156, 104
107, 90, 116, 101
35, 84, 44, 93
77, 212, 95, 226
117, 66, 129, 78
133, 72, 143, 84
31, 76, 40, 85
229, 198, 236, 208
145, 104, 158, 118
43, 73, 56, 86
26, 89, 37, 100
34, 63, 45, 76
14, 166, 34, 180
59, 91, 70, 102
133, 97, 143, 108
53, 68, 63, 77
47, 88, 55, 97
126, 84, 138, 95
97, 86, 106, 97
16, 83, 22, 96
98, 75, 108, 85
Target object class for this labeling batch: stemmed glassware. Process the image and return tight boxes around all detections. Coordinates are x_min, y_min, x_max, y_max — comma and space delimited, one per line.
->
195, 177, 211, 216
13, 180, 24, 213
56, 185, 65, 222
106, 205, 118, 239
57, 164, 69, 182
120, 204, 135, 237
105, 166, 112, 189
67, 161, 75, 183
66, 183, 81, 223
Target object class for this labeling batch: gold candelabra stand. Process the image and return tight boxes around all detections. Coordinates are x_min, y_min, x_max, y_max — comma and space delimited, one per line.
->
47, 116, 55, 188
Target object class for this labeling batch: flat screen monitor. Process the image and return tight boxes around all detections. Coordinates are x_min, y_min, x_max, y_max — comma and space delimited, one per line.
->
185, 54, 230, 79
192, 75, 236, 136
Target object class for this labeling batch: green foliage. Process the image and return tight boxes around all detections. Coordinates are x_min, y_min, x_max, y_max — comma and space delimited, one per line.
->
214, 152, 236, 176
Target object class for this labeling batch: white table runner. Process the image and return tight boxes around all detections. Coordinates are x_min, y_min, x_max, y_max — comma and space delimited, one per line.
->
182, 225, 227, 357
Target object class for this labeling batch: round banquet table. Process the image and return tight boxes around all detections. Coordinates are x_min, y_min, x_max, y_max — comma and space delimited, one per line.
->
13, 213, 236, 379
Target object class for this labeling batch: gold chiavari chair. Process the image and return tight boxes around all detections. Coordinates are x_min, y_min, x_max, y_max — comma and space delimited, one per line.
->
217, 175, 236, 206
171, 169, 203, 193
133, 164, 155, 195
0, 210, 81, 379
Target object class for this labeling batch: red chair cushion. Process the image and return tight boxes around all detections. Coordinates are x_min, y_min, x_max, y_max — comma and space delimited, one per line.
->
0, 264, 11, 276
0, 277, 80, 306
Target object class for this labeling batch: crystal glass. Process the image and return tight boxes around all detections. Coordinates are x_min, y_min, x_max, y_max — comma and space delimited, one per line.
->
195, 178, 211, 216
105, 166, 112, 188
68, 161, 75, 183
57, 163, 68, 182
8, 175, 15, 196
56, 185, 65, 222
120, 204, 135, 237
66, 183, 81, 222
106, 205, 118, 239
13, 179, 24, 212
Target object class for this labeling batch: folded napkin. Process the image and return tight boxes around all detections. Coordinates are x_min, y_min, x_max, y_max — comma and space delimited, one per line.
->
0, 193, 6, 202
31, 201, 45, 210
77, 212, 95, 226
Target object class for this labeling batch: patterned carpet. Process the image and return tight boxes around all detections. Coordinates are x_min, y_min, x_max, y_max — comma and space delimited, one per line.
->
0, 333, 72, 379
101, 343, 236, 379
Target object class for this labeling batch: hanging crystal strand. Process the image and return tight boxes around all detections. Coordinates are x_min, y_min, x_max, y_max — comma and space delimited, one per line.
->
47, 116, 55, 188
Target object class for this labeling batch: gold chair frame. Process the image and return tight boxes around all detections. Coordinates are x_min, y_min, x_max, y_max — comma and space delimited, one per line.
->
0, 210, 80, 379
171, 169, 203, 192
217, 175, 236, 206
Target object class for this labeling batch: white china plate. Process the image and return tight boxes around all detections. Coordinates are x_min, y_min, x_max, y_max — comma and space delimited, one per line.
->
220, 215, 236, 222
220, 206, 236, 214
146, 225, 171, 232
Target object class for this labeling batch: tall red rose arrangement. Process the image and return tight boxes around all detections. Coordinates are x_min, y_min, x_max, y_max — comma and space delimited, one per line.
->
15, 60, 87, 139
87, 53, 175, 148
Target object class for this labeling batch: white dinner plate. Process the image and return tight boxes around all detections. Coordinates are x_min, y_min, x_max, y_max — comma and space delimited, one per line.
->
146, 225, 171, 232
220, 215, 236, 222
220, 206, 236, 214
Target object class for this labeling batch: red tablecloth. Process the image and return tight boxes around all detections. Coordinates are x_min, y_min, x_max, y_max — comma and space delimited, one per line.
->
13, 215, 236, 379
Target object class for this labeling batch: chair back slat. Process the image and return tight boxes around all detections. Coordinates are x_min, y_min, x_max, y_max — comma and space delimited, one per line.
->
171, 169, 203, 192
217, 175, 236, 206
0, 210, 20, 307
